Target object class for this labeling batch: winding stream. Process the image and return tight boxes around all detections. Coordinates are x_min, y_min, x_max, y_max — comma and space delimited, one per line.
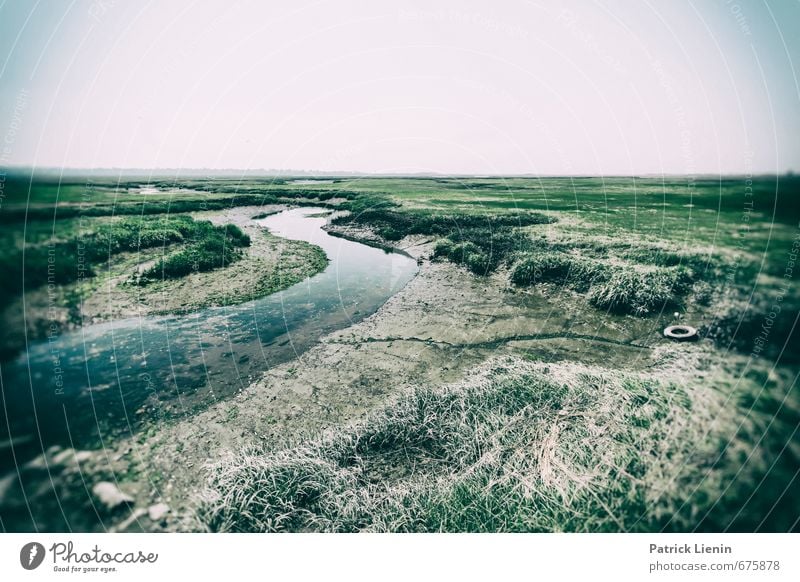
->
0, 208, 418, 467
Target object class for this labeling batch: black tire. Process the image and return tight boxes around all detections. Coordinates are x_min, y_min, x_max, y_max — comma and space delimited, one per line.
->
663, 325, 698, 341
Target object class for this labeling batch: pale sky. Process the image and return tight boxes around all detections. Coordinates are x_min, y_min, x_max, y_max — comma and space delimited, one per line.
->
1, 0, 798, 175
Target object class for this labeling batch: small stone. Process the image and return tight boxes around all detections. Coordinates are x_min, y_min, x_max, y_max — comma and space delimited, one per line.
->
147, 502, 170, 521
112, 507, 148, 533
74, 451, 94, 463
92, 481, 135, 511
23, 454, 49, 470
0, 473, 17, 501
51, 448, 77, 464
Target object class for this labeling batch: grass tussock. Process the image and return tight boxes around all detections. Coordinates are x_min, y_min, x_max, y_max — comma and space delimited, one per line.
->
431, 230, 533, 275
197, 357, 796, 532
0, 215, 251, 303
509, 252, 603, 292
509, 233, 726, 315
586, 266, 694, 315
141, 220, 250, 281
510, 251, 697, 315
333, 202, 554, 275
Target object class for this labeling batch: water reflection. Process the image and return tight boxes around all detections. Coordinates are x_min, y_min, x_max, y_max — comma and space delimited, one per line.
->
0, 208, 417, 466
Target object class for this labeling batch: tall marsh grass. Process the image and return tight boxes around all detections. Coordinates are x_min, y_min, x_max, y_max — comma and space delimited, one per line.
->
509, 237, 722, 316
198, 357, 796, 532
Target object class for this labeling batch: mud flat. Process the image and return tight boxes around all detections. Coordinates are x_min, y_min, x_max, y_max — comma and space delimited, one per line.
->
0, 210, 418, 530
80, 206, 328, 322
0, 205, 324, 358
35, 227, 690, 532
3, 217, 796, 532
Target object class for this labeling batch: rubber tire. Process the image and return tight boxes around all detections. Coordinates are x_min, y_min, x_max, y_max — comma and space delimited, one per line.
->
663, 325, 698, 341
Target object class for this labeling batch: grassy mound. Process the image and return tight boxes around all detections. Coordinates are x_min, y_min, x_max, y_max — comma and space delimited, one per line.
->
333, 201, 553, 275
510, 251, 698, 315
0, 215, 250, 303
432, 230, 533, 275
141, 220, 250, 281
137, 234, 329, 315
509, 234, 725, 316
586, 266, 694, 315
509, 252, 603, 292
198, 357, 798, 532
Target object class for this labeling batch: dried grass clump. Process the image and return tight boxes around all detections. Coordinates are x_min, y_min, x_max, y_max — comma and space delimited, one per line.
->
197, 357, 790, 532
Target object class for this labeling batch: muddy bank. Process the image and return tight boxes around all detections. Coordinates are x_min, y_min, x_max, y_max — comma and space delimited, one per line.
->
12, 224, 696, 532
80, 206, 330, 322
1, 211, 419, 530
3, 216, 770, 532
0, 205, 329, 360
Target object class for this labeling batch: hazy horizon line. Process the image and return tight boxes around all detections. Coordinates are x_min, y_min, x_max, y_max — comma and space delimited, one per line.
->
1, 165, 795, 180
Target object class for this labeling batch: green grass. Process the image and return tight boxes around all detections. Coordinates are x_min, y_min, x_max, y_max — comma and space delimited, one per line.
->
6, 174, 798, 260
4, 174, 796, 351
329, 175, 800, 260
7, 173, 786, 336
198, 356, 799, 532
3, 173, 796, 531
509, 252, 603, 292
0, 215, 251, 303
429, 228, 538, 275
585, 267, 693, 315
333, 204, 553, 274
508, 239, 704, 316
320, 176, 798, 331
0, 174, 359, 222
332, 204, 553, 242
141, 221, 250, 281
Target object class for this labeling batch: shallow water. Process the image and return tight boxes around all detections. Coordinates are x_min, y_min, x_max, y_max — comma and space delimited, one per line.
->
0, 208, 417, 467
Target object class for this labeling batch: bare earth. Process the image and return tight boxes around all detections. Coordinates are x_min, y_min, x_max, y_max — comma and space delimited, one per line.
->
8, 217, 743, 532
0, 206, 307, 359
79, 205, 331, 323
23, 214, 703, 532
